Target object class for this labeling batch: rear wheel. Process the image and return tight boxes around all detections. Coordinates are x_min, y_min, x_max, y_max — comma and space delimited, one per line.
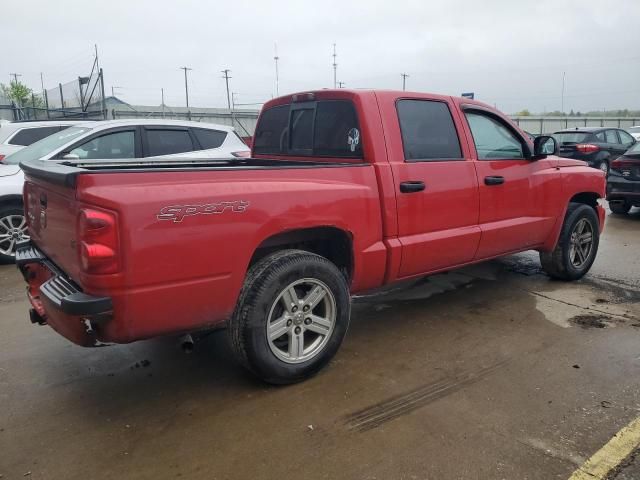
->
540, 203, 600, 281
609, 201, 631, 215
0, 204, 29, 264
229, 249, 351, 384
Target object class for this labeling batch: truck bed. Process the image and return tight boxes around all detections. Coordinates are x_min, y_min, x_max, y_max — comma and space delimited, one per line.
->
20, 157, 365, 187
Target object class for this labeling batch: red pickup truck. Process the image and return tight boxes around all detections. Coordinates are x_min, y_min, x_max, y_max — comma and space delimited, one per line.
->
16, 90, 606, 384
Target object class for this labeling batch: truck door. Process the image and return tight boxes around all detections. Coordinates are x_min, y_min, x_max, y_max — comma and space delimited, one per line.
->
379, 95, 481, 279
460, 107, 561, 259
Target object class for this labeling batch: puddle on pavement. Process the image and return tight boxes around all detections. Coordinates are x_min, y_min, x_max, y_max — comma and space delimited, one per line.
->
570, 314, 613, 329
352, 252, 638, 332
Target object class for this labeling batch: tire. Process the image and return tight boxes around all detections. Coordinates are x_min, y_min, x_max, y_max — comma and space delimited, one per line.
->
0, 203, 28, 264
229, 249, 351, 384
540, 203, 600, 281
609, 201, 631, 215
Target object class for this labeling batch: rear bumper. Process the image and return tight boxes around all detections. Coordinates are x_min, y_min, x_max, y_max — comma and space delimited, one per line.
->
16, 241, 113, 346
606, 175, 640, 205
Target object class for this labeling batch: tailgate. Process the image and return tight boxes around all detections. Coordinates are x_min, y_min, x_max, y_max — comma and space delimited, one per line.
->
24, 177, 81, 282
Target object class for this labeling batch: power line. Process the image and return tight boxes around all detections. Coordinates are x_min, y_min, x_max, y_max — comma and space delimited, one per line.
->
179, 66, 192, 108
9, 73, 22, 84
221, 69, 232, 110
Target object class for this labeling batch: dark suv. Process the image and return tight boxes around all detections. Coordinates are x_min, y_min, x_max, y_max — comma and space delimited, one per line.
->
607, 141, 640, 214
554, 127, 636, 175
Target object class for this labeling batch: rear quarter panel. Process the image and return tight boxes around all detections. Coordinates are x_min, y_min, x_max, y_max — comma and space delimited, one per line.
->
77, 165, 385, 342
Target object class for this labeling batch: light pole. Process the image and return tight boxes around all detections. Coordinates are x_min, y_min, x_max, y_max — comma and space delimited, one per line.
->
180, 66, 192, 108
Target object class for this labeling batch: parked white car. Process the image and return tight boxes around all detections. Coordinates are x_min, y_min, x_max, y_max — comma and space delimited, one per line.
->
0, 119, 249, 261
0, 120, 88, 162
626, 126, 640, 141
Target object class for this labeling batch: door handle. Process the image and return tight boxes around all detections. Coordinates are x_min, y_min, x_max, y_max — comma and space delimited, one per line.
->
399, 181, 426, 193
484, 176, 505, 186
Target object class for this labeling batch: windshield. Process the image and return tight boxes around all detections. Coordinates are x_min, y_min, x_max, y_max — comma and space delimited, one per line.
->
3, 127, 91, 165
553, 132, 591, 144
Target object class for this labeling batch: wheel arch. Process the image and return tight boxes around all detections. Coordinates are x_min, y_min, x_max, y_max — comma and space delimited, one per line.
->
569, 191, 600, 209
0, 194, 24, 208
541, 191, 603, 253
249, 226, 354, 283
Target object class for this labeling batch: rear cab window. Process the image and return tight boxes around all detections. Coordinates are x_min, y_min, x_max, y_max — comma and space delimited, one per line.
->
253, 100, 362, 158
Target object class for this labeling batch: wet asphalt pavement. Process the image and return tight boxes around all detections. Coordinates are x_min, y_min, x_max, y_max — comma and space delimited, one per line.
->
1, 210, 639, 480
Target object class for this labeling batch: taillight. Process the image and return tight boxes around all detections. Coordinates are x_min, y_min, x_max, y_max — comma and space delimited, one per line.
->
231, 150, 251, 158
576, 144, 600, 154
77, 208, 119, 274
0, 154, 5, 163
611, 156, 640, 169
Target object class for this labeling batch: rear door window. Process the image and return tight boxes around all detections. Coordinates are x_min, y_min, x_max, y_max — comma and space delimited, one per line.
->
605, 130, 620, 144
253, 100, 362, 158
396, 99, 462, 161
8, 126, 63, 146
145, 129, 194, 156
192, 128, 227, 149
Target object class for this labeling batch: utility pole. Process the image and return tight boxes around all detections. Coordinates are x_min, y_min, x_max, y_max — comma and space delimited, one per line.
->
222, 69, 232, 110
9, 73, 22, 84
561, 71, 566, 114
180, 66, 192, 108
274, 44, 280, 97
161, 88, 165, 118
332, 43, 337, 89
338, 81, 345, 88
401, 73, 409, 91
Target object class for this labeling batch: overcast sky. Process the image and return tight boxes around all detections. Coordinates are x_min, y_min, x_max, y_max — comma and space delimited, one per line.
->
3, 0, 640, 114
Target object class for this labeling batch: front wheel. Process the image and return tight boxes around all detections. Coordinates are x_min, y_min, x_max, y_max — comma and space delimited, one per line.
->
229, 250, 351, 384
540, 203, 600, 281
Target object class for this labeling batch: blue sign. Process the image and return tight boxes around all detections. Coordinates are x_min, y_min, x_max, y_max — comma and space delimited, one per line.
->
461, 92, 475, 99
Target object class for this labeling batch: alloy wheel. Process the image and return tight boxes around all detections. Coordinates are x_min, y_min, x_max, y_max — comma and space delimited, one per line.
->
266, 278, 336, 364
0, 214, 29, 257
568, 218, 594, 269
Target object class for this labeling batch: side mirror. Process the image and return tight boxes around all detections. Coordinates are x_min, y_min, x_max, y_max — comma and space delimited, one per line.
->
62, 153, 80, 161
533, 135, 557, 158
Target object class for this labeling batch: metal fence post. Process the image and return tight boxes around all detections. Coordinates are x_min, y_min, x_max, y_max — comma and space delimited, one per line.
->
99, 68, 107, 120
59, 83, 65, 117
44, 90, 50, 119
